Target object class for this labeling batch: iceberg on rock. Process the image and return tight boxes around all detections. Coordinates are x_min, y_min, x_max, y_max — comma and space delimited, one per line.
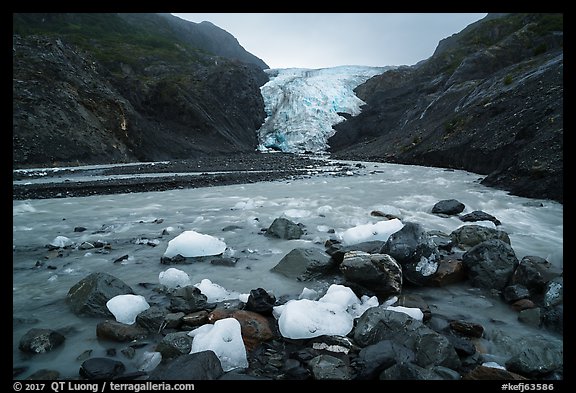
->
340, 219, 404, 246
194, 278, 241, 302
159, 268, 191, 289
106, 294, 150, 325
274, 284, 379, 339
188, 317, 248, 372
163, 230, 226, 258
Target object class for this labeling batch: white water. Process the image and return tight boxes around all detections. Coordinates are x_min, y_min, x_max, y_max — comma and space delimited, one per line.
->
13, 160, 563, 379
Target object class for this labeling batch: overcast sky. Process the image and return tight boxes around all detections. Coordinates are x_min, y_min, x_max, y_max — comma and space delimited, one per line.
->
172, 13, 488, 69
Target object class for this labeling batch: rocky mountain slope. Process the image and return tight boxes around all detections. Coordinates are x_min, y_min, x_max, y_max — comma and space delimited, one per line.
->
13, 13, 269, 168
328, 13, 563, 203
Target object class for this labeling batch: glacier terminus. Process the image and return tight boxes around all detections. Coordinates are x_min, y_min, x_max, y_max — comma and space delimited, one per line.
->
257, 65, 391, 153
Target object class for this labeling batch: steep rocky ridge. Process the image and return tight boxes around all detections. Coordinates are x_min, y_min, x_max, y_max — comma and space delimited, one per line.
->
328, 13, 563, 203
13, 13, 269, 168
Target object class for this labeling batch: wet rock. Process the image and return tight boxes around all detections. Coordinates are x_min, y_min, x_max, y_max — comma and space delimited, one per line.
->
518, 308, 541, 328
244, 288, 276, 315
271, 247, 335, 281
450, 225, 511, 250
380, 362, 443, 380
512, 256, 561, 296
182, 310, 210, 327
541, 304, 563, 333
431, 366, 461, 380
355, 339, 415, 379
449, 320, 484, 338
96, 320, 148, 342
459, 210, 501, 226
208, 309, 275, 351
511, 298, 536, 312
429, 259, 466, 286
503, 284, 530, 303
148, 351, 224, 380
505, 339, 563, 377
444, 333, 476, 357
135, 306, 167, 333
463, 365, 528, 380
308, 354, 352, 380
310, 335, 358, 355
164, 312, 185, 329
79, 358, 126, 380
160, 254, 187, 264
415, 333, 461, 369
326, 240, 386, 265
339, 251, 402, 299
282, 358, 311, 380
19, 328, 65, 354
67, 272, 134, 317
462, 239, 519, 290
380, 222, 440, 286
265, 217, 303, 240
155, 332, 193, 359
354, 307, 459, 369
168, 285, 209, 313
431, 199, 465, 215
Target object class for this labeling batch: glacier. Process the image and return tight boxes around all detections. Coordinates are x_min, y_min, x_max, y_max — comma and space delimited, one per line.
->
257, 65, 391, 153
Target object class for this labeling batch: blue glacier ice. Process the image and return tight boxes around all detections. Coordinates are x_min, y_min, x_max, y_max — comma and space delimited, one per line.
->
257, 65, 392, 153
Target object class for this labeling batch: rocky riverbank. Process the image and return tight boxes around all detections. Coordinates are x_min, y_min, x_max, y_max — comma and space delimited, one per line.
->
14, 198, 563, 381
12, 153, 332, 200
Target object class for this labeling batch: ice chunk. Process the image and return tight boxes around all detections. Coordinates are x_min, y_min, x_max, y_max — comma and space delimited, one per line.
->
275, 284, 380, 339
298, 287, 319, 300
49, 236, 74, 248
340, 219, 404, 245
159, 268, 191, 289
386, 305, 424, 321
163, 230, 226, 258
194, 278, 240, 302
189, 318, 248, 372
275, 299, 353, 339
482, 362, 506, 370
106, 294, 150, 324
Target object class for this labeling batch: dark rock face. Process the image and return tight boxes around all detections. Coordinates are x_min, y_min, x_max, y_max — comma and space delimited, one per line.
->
271, 248, 335, 281
265, 217, 304, 240
148, 351, 224, 380
79, 358, 126, 380
13, 13, 269, 168
339, 251, 403, 299
462, 239, 519, 290
18, 328, 65, 354
66, 272, 134, 318
329, 13, 563, 203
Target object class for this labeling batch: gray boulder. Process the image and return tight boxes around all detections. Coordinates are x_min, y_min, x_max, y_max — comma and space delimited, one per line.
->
431, 199, 465, 215
19, 328, 65, 354
66, 272, 134, 317
271, 248, 335, 281
462, 239, 519, 290
265, 217, 303, 240
148, 351, 224, 380
339, 251, 402, 298
380, 222, 440, 285
450, 224, 510, 250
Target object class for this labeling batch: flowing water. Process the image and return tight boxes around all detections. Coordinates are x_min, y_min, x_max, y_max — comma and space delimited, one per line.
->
12, 160, 563, 379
